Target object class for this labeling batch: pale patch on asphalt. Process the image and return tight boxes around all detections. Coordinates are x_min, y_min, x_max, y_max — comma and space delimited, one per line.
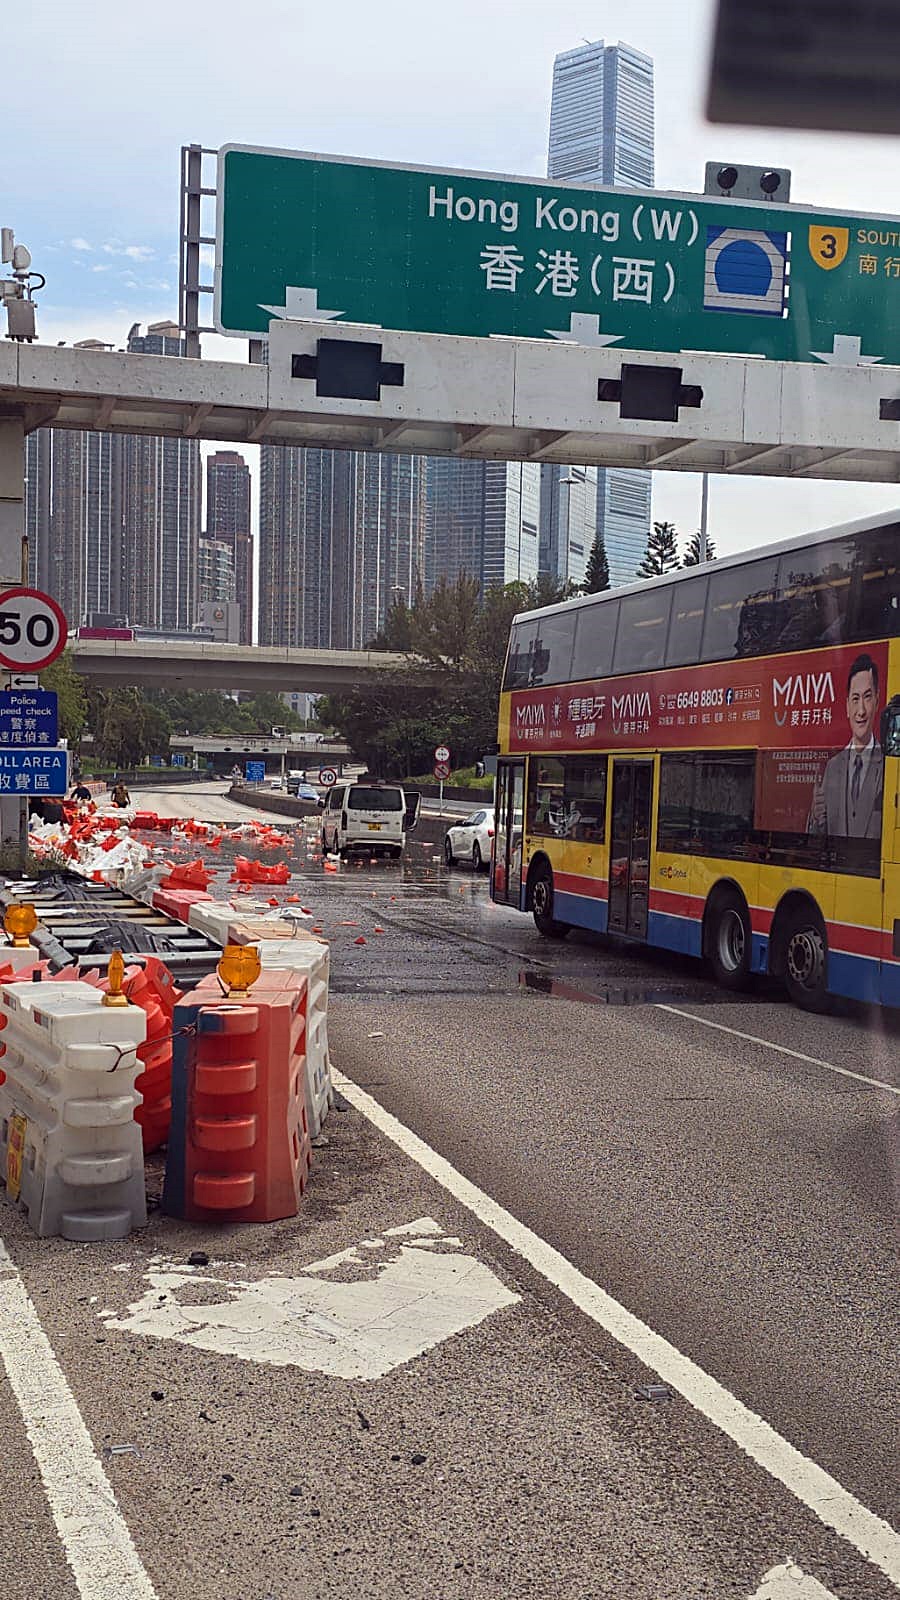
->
750, 1563, 838, 1598
99, 1219, 519, 1380
0, 1236, 159, 1600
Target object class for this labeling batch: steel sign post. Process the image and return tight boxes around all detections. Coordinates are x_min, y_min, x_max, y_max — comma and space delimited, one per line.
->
216, 144, 900, 366
433, 757, 452, 815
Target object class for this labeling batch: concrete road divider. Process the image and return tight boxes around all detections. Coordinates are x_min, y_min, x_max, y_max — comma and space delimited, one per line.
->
0, 980, 147, 1239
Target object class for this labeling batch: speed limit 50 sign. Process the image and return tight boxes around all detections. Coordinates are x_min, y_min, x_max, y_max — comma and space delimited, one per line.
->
0, 588, 67, 671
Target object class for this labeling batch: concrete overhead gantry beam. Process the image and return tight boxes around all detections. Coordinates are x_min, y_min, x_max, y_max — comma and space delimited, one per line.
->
4, 322, 900, 481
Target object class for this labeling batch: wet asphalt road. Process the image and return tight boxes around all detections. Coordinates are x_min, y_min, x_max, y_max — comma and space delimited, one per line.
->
0, 783, 897, 1600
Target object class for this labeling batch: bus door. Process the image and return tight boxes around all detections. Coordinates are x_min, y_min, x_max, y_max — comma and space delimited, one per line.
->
607, 760, 653, 939
492, 759, 525, 906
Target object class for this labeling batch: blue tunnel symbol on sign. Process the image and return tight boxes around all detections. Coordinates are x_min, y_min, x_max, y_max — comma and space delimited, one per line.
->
704, 227, 788, 317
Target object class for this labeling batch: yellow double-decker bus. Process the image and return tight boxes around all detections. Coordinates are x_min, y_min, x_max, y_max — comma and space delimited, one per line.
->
491, 512, 900, 1011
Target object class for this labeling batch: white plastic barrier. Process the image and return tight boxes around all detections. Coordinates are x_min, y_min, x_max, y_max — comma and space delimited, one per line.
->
187, 899, 236, 944
239, 935, 333, 1139
187, 901, 334, 1137
0, 981, 147, 1240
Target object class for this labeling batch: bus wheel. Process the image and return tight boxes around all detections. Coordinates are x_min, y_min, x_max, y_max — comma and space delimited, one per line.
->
783, 909, 829, 1013
530, 864, 569, 940
708, 891, 752, 991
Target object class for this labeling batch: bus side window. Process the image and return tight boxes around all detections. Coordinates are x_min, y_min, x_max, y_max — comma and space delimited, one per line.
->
702, 558, 781, 662
847, 528, 900, 641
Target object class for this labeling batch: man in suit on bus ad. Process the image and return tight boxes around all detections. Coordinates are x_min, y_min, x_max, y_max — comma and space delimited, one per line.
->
808, 653, 884, 840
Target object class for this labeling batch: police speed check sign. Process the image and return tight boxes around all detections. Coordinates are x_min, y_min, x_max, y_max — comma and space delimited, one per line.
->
0, 588, 67, 671
318, 766, 337, 786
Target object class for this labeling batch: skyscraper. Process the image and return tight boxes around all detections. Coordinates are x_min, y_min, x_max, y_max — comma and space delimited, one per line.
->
257, 446, 427, 649
122, 323, 201, 632
24, 341, 126, 628
426, 459, 541, 593
545, 39, 655, 587
24, 428, 51, 594
206, 450, 253, 645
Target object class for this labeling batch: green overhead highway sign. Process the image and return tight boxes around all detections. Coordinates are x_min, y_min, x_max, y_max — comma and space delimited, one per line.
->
216, 145, 900, 366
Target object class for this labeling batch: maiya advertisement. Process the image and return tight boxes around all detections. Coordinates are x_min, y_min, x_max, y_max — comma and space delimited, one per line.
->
508, 641, 888, 841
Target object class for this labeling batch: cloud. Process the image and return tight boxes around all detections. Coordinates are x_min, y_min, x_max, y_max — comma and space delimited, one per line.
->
91, 263, 113, 273
101, 240, 155, 261
70, 237, 92, 252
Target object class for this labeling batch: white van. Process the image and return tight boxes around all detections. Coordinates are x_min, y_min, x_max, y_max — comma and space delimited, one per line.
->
321, 781, 421, 860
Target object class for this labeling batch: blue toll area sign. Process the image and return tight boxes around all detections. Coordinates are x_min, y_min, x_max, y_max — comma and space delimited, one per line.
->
0, 689, 58, 747
245, 761, 266, 783
0, 748, 68, 796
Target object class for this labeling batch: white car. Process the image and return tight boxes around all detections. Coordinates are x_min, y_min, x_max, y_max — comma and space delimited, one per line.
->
443, 807, 495, 872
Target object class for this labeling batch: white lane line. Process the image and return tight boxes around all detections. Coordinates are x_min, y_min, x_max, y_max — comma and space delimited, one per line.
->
0, 1236, 159, 1600
654, 1004, 900, 1096
750, 1562, 838, 1598
332, 1069, 900, 1590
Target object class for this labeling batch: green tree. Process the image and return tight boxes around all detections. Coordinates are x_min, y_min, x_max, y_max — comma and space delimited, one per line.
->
583, 534, 610, 593
316, 573, 585, 777
368, 591, 418, 652
91, 688, 150, 768
40, 650, 88, 744
637, 521, 680, 578
682, 529, 716, 566
409, 575, 483, 676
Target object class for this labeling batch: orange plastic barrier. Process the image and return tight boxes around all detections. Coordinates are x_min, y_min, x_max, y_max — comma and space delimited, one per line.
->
160, 859, 214, 890
86, 956, 181, 1153
151, 887, 214, 923
162, 973, 311, 1223
132, 812, 177, 832
229, 856, 291, 886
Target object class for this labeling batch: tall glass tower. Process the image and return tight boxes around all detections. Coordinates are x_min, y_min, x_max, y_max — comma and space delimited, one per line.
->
545, 40, 655, 588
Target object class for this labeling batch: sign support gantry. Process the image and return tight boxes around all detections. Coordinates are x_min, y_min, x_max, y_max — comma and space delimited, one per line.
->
3, 323, 900, 484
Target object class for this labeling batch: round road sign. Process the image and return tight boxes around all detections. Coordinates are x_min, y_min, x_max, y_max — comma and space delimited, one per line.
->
433, 744, 450, 764
318, 766, 338, 787
0, 587, 67, 671
433, 760, 451, 781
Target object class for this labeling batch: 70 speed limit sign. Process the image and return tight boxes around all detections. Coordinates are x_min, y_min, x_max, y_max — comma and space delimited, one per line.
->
0, 588, 68, 671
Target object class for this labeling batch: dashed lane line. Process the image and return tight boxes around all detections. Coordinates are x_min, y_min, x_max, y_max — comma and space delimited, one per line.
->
654, 1004, 900, 1096
333, 1068, 900, 1590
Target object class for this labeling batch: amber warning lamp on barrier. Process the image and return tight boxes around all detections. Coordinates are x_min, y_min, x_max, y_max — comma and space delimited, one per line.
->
4, 903, 37, 948
218, 943, 262, 999
102, 948, 130, 1007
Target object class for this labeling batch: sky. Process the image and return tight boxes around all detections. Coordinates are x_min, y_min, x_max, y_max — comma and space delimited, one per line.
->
8, 0, 900, 554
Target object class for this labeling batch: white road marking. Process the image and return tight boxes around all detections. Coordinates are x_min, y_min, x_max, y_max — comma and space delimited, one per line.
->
100, 1220, 518, 1381
0, 1236, 159, 1600
332, 1070, 900, 1589
750, 1562, 838, 1598
655, 1004, 900, 1096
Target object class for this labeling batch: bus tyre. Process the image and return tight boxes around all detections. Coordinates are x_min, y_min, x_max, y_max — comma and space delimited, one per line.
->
708, 891, 752, 992
783, 909, 830, 1013
530, 864, 569, 940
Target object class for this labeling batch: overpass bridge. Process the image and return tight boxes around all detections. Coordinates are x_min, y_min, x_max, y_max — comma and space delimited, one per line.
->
70, 637, 415, 693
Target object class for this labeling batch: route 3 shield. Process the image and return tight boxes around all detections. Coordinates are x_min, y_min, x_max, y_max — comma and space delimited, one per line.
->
808, 226, 849, 270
